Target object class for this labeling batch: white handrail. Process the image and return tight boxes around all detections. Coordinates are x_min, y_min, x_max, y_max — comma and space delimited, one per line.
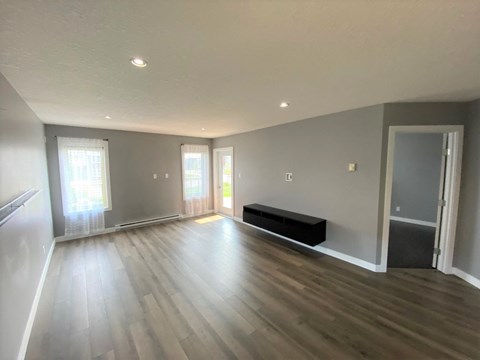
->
0, 189, 40, 227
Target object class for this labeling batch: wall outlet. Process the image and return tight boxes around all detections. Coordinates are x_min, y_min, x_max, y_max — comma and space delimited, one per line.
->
153, 173, 157, 179
285, 172, 293, 182
396, 206, 400, 212
165, 173, 169, 179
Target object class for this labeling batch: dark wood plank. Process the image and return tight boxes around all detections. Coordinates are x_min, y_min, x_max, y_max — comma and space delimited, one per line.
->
26, 216, 480, 359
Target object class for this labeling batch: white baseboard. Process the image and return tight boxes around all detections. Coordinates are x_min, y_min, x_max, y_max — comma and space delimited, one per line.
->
390, 216, 436, 228
55, 227, 116, 242
313, 244, 381, 272
233, 217, 380, 272
451, 267, 480, 290
17, 239, 56, 360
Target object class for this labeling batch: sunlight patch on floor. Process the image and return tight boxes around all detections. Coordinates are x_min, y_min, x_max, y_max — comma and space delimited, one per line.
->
195, 214, 224, 224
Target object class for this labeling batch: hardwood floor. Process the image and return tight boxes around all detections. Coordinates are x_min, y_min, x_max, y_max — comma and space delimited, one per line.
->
26, 215, 480, 359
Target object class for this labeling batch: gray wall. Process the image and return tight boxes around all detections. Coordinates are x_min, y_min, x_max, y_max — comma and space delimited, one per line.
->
41, 101, 480, 280
213, 101, 480, 271
377, 103, 469, 262
45, 125, 212, 237
0, 74, 54, 360
213, 105, 385, 264
391, 133, 444, 223
453, 99, 480, 279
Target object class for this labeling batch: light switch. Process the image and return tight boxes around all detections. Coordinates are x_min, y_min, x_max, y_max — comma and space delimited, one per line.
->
348, 163, 357, 172
396, 206, 401, 212
165, 173, 169, 179
153, 173, 158, 179
285, 172, 293, 182
238, 173, 241, 178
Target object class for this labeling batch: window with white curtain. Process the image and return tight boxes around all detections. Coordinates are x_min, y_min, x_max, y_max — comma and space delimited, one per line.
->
181, 144, 210, 216
57, 137, 111, 236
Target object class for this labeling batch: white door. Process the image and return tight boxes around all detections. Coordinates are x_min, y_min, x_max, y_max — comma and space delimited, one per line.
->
433, 133, 455, 268
214, 147, 234, 217
432, 134, 448, 267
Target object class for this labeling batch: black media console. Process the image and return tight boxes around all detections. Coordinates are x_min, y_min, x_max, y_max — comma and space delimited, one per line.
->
243, 204, 326, 246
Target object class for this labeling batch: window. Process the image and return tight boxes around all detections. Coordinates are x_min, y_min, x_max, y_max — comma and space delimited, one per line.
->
181, 144, 210, 216
57, 137, 112, 214
184, 152, 204, 198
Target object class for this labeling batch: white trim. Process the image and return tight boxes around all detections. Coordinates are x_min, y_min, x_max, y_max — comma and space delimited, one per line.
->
57, 137, 112, 213
213, 150, 218, 212
213, 147, 234, 217
379, 125, 464, 273
439, 130, 463, 274
103, 140, 113, 211
431, 134, 449, 267
451, 267, 480, 290
233, 217, 381, 272
389, 216, 436, 228
55, 227, 116, 242
315, 244, 381, 272
181, 144, 210, 215
17, 239, 56, 360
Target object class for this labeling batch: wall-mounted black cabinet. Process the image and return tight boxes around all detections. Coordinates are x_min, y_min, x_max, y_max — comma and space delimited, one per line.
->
243, 204, 326, 246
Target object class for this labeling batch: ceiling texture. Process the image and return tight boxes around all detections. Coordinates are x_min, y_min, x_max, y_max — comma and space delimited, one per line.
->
1, 0, 480, 138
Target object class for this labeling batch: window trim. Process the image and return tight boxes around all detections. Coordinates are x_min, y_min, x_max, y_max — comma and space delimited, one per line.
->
57, 137, 112, 213
102, 140, 113, 211
180, 144, 210, 201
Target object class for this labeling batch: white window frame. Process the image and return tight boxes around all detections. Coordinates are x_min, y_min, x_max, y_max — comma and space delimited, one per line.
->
181, 144, 210, 200
57, 137, 112, 213
103, 141, 113, 211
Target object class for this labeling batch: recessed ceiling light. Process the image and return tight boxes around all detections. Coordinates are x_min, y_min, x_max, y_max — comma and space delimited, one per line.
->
280, 102, 290, 108
130, 57, 147, 68
105, 115, 111, 119
201, 128, 206, 131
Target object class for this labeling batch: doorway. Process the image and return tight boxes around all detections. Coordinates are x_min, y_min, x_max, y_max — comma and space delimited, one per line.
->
387, 133, 445, 268
380, 126, 464, 274
213, 147, 234, 217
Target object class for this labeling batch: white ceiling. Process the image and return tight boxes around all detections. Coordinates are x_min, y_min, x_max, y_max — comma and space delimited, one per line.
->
1, 1, 480, 138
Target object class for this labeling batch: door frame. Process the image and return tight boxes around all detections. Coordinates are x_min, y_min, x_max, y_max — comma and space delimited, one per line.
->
432, 133, 449, 268
379, 125, 464, 274
213, 147, 234, 217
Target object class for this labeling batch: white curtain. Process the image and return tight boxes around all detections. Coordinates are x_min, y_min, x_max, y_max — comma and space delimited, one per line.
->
57, 137, 106, 236
181, 144, 210, 216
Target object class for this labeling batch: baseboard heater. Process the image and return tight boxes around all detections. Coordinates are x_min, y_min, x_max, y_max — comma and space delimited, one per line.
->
115, 214, 182, 230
